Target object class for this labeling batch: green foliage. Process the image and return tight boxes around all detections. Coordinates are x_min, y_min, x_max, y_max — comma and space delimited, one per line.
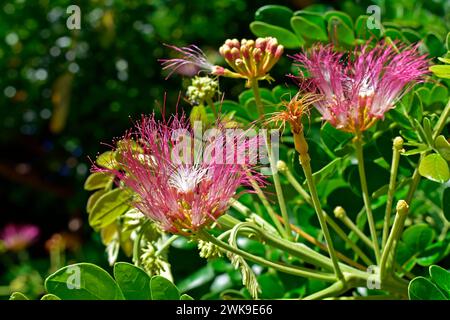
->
11, 262, 187, 300
409, 265, 450, 300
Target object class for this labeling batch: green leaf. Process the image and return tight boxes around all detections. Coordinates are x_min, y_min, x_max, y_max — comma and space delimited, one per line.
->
415, 87, 431, 106
290, 16, 327, 43
354, 15, 380, 40
272, 85, 297, 102
410, 91, 423, 122
446, 32, 450, 51
190, 105, 208, 127
258, 273, 285, 299
402, 224, 435, 253
45, 263, 125, 300
86, 189, 107, 214
435, 135, 450, 161
416, 241, 450, 266
150, 276, 180, 300
89, 188, 132, 229
320, 122, 352, 155
177, 265, 215, 292
384, 28, 405, 42
255, 5, 293, 30
409, 277, 447, 300
429, 84, 448, 105
9, 292, 29, 300
443, 188, 450, 222
425, 33, 446, 58
324, 11, 353, 29
402, 29, 421, 43
84, 172, 113, 191
238, 88, 274, 106
41, 294, 61, 300
96, 151, 118, 169
311, 158, 342, 185
429, 265, 450, 294
114, 262, 151, 300
180, 294, 194, 300
430, 65, 450, 79
245, 98, 275, 120
218, 100, 250, 120
418, 153, 450, 183
327, 16, 355, 47
249, 21, 303, 49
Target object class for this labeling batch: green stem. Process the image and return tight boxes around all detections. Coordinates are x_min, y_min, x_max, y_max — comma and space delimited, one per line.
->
382, 137, 404, 249
380, 200, 409, 281
199, 230, 337, 282
334, 207, 373, 249
252, 80, 291, 239
324, 215, 374, 266
432, 98, 450, 140
156, 235, 179, 256
249, 79, 265, 118
354, 133, 381, 264
299, 151, 344, 281
303, 281, 347, 300
206, 97, 218, 118
248, 175, 289, 239
267, 140, 292, 240
280, 164, 370, 265
406, 98, 450, 203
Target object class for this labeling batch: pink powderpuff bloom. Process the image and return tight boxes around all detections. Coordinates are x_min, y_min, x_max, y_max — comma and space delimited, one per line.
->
0, 223, 40, 252
291, 41, 429, 133
95, 114, 263, 236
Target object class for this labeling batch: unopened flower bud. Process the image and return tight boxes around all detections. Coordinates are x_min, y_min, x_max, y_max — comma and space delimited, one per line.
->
276, 160, 288, 173
333, 206, 347, 220
393, 136, 404, 150
396, 200, 409, 216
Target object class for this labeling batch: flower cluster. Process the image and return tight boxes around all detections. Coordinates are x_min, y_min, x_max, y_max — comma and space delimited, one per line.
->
292, 42, 429, 133
0, 224, 39, 252
218, 37, 284, 85
95, 114, 262, 235
186, 76, 219, 105
160, 37, 283, 87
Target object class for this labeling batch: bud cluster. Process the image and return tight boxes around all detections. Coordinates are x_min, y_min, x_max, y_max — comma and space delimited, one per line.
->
219, 37, 283, 84
186, 76, 219, 105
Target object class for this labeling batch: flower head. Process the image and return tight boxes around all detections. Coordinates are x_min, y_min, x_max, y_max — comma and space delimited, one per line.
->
268, 92, 323, 134
219, 37, 284, 85
160, 38, 284, 87
95, 114, 263, 235
0, 223, 39, 252
292, 41, 429, 133
186, 76, 219, 105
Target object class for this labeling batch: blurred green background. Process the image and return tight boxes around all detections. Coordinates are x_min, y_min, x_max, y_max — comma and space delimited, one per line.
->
0, 0, 449, 299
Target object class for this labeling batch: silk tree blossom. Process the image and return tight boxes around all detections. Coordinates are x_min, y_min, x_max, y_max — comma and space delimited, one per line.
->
291, 41, 429, 133
160, 37, 284, 87
95, 114, 264, 235
0, 223, 40, 252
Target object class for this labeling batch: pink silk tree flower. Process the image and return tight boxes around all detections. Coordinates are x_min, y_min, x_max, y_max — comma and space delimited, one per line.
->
0, 223, 40, 252
95, 114, 263, 236
291, 41, 429, 133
